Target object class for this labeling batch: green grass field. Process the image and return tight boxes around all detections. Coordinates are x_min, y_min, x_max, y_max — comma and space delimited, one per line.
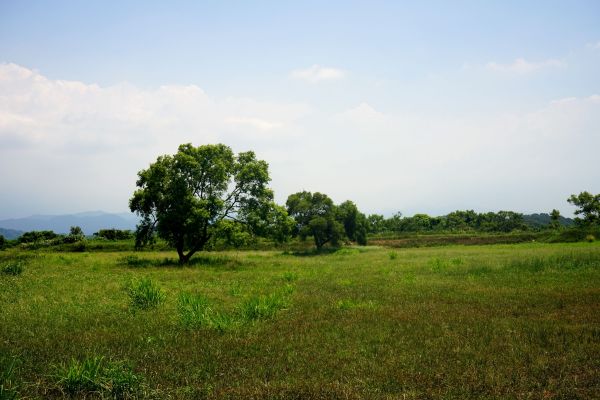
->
1, 242, 599, 399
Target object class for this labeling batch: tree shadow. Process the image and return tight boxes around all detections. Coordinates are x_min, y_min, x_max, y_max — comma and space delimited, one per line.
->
287, 247, 340, 257
120, 254, 248, 269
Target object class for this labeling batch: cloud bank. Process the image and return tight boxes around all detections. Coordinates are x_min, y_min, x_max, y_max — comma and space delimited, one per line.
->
1, 63, 599, 218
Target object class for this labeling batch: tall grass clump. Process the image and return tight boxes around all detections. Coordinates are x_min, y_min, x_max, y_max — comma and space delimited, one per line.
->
177, 292, 235, 332
239, 285, 294, 322
1, 262, 23, 276
126, 277, 165, 311
54, 356, 141, 398
0, 355, 19, 400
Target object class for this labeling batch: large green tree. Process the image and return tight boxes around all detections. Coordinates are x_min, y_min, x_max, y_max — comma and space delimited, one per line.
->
286, 191, 345, 249
130, 143, 287, 263
568, 191, 600, 226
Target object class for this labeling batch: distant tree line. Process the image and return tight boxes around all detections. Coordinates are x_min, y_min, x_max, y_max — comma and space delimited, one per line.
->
364, 210, 567, 234
1, 141, 597, 260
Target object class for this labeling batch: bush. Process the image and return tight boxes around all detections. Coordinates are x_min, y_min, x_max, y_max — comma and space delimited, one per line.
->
586, 234, 595, 243
95, 229, 133, 241
126, 277, 165, 311
18, 230, 58, 244
54, 356, 141, 398
1, 262, 23, 276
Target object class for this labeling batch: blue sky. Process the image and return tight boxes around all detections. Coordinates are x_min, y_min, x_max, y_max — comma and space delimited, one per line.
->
1, 1, 599, 218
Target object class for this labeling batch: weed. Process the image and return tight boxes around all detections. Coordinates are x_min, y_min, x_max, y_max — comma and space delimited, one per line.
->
388, 251, 398, 260
126, 277, 165, 311
0, 355, 19, 400
429, 257, 447, 271
54, 356, 141, 398
281, 272, 298, 282
229, 281, 242, 297
177, 292, 236, 332
1, 262, 23, 276
450, 257, 463, 265
239, 286, 294, 321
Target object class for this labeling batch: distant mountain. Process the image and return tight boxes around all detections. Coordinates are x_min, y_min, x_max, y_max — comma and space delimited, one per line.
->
0, 211, 139, 235
523, 213, 574, 228
0, 227, 24, 240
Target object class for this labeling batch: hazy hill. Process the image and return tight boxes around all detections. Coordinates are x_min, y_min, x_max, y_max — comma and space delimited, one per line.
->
0, 211, 139, 236
0, 227, 24, 240
523, 213, 574, 228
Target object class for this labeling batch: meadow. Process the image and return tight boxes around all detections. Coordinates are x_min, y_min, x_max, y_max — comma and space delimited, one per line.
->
1, 242, 599, 399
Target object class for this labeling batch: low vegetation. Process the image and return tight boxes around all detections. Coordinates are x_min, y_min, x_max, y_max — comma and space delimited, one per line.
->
0, 241, 598, 398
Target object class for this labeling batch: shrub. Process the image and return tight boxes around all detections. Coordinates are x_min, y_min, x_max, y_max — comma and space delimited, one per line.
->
1, 262, 23, 276
18, 230, 58, 244
585, 234, 595, 243
54, 356, 141, 398
126, 277, 165, 311
388, 251, 398, 260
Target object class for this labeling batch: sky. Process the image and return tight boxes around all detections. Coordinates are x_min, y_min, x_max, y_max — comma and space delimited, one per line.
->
1, 1, 599, 219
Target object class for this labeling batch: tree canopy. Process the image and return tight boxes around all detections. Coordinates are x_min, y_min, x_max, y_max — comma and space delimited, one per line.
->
286, 191, 344, 249
568, 191, 600, 226
129, 143, 287, 263
286, 191, 368, 249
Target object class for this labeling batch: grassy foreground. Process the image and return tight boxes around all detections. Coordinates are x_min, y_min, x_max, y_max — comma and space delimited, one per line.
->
1, 243, 599, 399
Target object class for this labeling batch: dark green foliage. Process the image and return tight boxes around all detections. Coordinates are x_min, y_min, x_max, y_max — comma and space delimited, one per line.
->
286, 191, 345, 249
568, 191, 600, 226
18, 230, 58, 244
0, 235, 5, 251
337, 200, 368, 245
95, 229, 133, 241
367, 210, 528, 234
1, 262, 23, 276
62, 226, 85, 244
126, 277, 165, 310
54, 356, 141, 398
130, 143, 285, 263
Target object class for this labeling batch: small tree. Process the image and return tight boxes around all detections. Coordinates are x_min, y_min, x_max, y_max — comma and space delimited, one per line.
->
549, 209, 561, 229
0, 234, 5, 250
286, 191, 345, 249
130, 143, 286, 263
568, 191, 600, 226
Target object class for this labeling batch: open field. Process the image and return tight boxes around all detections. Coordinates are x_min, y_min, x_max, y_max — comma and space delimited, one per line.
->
1, 242, 599, 399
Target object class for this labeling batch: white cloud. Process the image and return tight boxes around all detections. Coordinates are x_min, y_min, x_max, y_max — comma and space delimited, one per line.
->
0, 63, 310, 216
485, 58, 566, 74
290, 64, 346, 83
0, 62, 598, 219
